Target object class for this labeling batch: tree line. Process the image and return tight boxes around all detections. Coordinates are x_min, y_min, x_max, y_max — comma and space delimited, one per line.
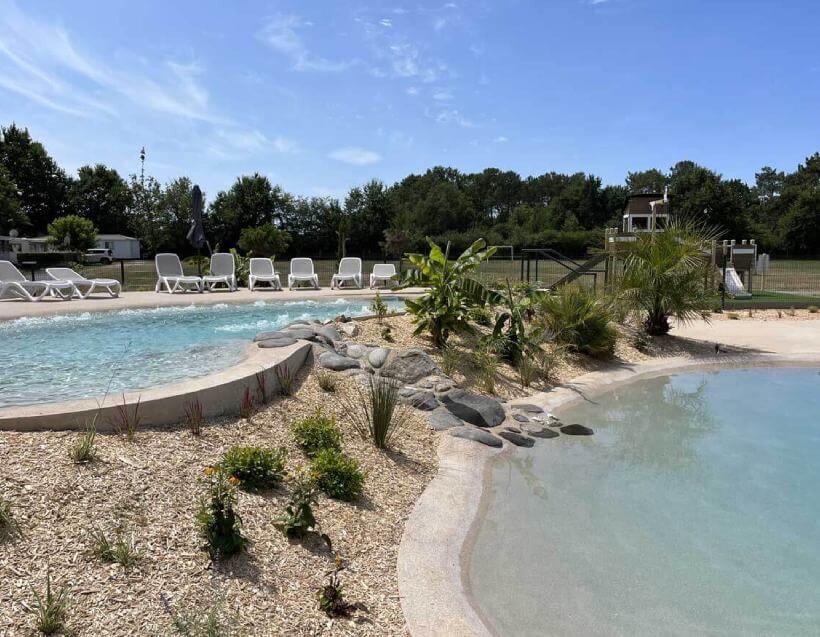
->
1, 123, 818, 258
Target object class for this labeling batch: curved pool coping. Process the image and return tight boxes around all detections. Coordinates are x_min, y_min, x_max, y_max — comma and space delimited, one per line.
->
0, 340, 312, 432
397, 351, 820, 637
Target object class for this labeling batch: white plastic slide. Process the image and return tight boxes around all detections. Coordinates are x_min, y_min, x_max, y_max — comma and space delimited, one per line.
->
724, 265, 752, 298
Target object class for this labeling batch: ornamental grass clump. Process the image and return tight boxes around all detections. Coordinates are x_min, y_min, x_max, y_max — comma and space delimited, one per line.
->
291, 411, 342, 457
220, 446, 287, 490
196, 466, 246, 560
310, 449, 365, 502
537, 285, 616, 358
346, 376, 408, 450
316, 371, 338, 392
29, 570, 69, 635
90, 528, 141, 568
0, 495, 21, 542
69, 421, 97, 464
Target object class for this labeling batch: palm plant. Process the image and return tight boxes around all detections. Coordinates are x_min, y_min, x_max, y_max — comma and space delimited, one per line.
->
537, 285, 616, 358
490, 280, 541, 363
403, 238, 500, 348
619, 220, 719, 335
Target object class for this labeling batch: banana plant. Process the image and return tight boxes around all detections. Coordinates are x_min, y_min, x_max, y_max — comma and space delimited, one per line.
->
402, 238, 500, 348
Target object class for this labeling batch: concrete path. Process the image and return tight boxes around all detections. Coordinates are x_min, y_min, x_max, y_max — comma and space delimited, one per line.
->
0, 287, 424, 321
673, 318, 820, 354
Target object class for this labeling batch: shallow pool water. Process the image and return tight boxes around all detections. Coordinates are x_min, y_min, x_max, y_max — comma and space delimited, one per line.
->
0, 297, 404, 407
467, 367, 820, 636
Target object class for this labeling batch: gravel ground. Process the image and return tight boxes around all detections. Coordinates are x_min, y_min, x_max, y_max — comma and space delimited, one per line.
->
3, 311, 801, 635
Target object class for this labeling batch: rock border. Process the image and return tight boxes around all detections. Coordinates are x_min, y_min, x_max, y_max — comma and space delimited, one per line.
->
398, 352, 820, 637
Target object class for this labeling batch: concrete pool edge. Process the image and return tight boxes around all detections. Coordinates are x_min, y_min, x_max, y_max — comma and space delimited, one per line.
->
397, 351, 820, 637
0, 340, 312, 432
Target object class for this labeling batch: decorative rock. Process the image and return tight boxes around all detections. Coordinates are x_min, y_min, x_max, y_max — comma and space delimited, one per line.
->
317, 352, 360, 371
512, 403, 545, 414
561, 424, 594, 436
526, 426, 559, 439
417, 379, 435, 389
344, 343, 372, 359
512, 413, 530, 423
335, 314, 351, 323
448, 426, 503, 448
398, 387, 418, 398
504, 426, 522, 434
338, 322, 360, 337
441, 390, 505, 428
427, 408, 464, 431
367, 347, 390, 369
256, 335, 297, 348
406, 391, 439, 411
284, 327, 317, 341
253, 330, 291, 342
315, 326, 342, 343
498, 431, 535, 447
380, 348, 441, 384
435, 381, 454, 393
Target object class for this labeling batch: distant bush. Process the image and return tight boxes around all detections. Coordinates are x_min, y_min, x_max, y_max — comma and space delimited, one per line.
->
311, 449, 365, 502
220, 446, 286, 490
538, 285, 616, 358
291, 411, 342, 457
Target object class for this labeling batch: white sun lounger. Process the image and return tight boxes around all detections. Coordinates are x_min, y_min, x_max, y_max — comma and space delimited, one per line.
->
202, 252, 237, 291
154, 253, 203, 293
0, 260, 74, 302
288, 258, 319, 290
331, 257, 362, 289
248, 258, 282, 291
46, 267, 121, 299
369, 263, 397, 289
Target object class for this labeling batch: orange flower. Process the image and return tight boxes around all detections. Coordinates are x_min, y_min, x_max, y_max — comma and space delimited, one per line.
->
203, 466, 216, 477
228, 476, 241, 487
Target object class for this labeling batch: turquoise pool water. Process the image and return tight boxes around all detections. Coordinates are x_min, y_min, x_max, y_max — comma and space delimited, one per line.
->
468, 367, 820, 636
0, 297, 404, 408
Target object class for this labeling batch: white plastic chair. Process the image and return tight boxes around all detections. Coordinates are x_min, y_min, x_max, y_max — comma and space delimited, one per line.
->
0, 260, 74, 302
369, 263, 397, 289
46, 267, 121, 298
288, 258, 319, 290
331, 257, 362, 289
154, 253, 203, 293
202, 252, 237, 291
249, 258, 282, 291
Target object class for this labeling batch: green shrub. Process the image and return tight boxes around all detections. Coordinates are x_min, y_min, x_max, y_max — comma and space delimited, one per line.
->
473, 343, 499, 394
69, 422, 97, 464
196, 466, 246, 560
220, 446, 286, 490
275, 474, 318, 538
468, 305, 494, 327
538, 285, 616, 358
370, 292, 388, 323
291, 412, 342, 457
316, 371, 338, 392
311, 449, 365, 502
808, 305, 818, 313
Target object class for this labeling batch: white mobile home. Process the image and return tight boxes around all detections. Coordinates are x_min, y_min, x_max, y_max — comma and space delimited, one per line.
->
95, 234, 141, 259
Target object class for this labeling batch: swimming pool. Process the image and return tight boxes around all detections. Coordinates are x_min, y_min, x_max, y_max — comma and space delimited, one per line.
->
0, 297, 404, 408
467, 367, 820, 636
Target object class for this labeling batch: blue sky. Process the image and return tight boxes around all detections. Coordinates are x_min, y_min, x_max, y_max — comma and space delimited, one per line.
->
1, 0, 818, 200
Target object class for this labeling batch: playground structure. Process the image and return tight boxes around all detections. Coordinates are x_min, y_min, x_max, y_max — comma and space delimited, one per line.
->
521, 192, 770, 304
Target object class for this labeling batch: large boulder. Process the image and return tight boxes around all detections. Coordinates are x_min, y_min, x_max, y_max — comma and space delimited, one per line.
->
441, 390, 505, 428
257, 335, 297, 348
315, 325, 342, 343
317, 352, 360, 371
284, 327, 318, 341
367, 348, 390, 369
448, 426, 503, 448
343, 343, 372, 359
253, 330, 291, 342
379, 349, 440, 384
338, 322, 360, 338
404, 391, 439, 411
427, 408, 464, 431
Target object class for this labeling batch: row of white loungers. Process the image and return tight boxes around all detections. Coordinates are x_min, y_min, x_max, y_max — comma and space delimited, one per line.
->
0, 260, 120, 302
155, 253, 398, 294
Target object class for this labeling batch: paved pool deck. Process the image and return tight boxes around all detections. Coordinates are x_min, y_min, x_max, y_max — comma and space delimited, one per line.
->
0, 286, 425, 321
398, 317, 820, 637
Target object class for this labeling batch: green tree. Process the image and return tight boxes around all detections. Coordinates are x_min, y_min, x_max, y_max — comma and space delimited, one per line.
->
0, 123, 70, 233
237, 223, 291, 257
781, 190, 820, 255
345, 179, 392, 255
626, 168, 667, 194
47, 215, 98, 252
127, 174, 167, 256
68, 164, 132, 233
161, 177, 198, 255
0, 166, 27, 233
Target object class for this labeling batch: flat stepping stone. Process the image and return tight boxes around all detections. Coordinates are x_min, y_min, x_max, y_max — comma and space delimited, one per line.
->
511, 403, 545, 414
406, 391, 439, 411
317, 352, 360, 371
526, 426, 559, 439
512, 413, 530, 423
498, 431, 535, 447
448, 426, 502, 448
561, 424, 594, 436
427, 408, 464, 431
257, 335, 297, 348
367, 347, 390, 369
441, 390, 505, 428
504, 426, 522, 434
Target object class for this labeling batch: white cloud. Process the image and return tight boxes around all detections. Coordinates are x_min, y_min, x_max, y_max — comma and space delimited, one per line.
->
433, 108, 474, 128
258, 15, 354, 72
379, 18, 393, 27
328, 147, 382, 166
406, 86, 419, 96
493, 135, 509, 143
433, 90, 453, 101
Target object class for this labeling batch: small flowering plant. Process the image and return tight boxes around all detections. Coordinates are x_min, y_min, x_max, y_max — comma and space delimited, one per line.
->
196, 465, 246, 560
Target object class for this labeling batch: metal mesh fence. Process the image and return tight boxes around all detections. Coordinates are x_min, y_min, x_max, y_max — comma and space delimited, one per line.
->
14, 253, 820, 308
